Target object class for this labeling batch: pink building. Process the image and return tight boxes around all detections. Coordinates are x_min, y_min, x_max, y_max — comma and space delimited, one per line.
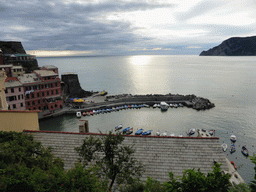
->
5, 77, 26, 110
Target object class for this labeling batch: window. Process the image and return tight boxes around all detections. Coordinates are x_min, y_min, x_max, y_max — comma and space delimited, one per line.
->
26, 95, 29, 99
37, 85, 40, 90
19, 87, 21, 92
41, 85, 44, 89
51, 83, 53, 87
47, 91, 49, 96
20, 103, 23, 107
6, 96, 16, 101
56, 89, 58, 94
5, 89, 8, 94
26, 87, 29, 91
46, 84, 49, 88
42, 92, 44, 96
51, 90, 54, 95
32, 101, 35, 105
37, 93, 40, 97
13, 104, 16, 109
38, 100, 40, 104
31, 93, 34, 98
21, 94, 23, 99
27, 102, 30, 106
11, 88, 14, 93
55, 83, 58, 87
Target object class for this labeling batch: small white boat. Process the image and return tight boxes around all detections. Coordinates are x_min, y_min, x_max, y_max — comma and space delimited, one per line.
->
230, 134, 237, 143
188, 128, 195, 136
221, 143, 227, 152
156, 131, 160, 136
143, 104, 150, 108
76, 111, 82, 118
179, 134, 183, 137
161, 131, 167, 136
170, 133, 175, 136
153, 104, 158, 108
115, 124, 123, 131
169, 103, 174, 107
160, 101, 169, 111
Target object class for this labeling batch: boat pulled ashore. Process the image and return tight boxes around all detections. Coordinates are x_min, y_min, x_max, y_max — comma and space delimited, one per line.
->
160, 101, 169, 111
76, 111, 82, 118
230, 144, 236, 153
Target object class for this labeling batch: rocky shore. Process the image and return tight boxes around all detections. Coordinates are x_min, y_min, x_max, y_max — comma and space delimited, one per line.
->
39, 93, 215, 120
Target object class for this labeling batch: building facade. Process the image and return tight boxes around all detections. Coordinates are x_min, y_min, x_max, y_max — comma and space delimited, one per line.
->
5, 77, 26, 110
0, 70, 8, 110
18, 67, 63, 111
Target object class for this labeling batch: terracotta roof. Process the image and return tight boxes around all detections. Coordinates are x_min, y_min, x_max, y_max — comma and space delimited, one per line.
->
5, 77, 18, 82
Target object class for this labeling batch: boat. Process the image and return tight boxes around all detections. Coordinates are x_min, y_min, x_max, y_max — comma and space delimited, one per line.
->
82, 112, 87, 116
142, 130, 152, 135
170, 133, 175, 136
115, 124, 123, 131
122, 127, 130, 133
155, 131, 160, 136
143, 104, 150, 108
230, 161, 237, 170
209, 129, 214, 136
160, 101, 169, 111
230, 134, 237, 142
169, 103, 174, 108
89, 111, 94, 115
179, 134, 183, 137
76, 111, 82, 118
188, 128, 195, 136
126, 127, 133, 135
161, 131, 167, 136
241, 145, 249, 156
230, 144, 236, 153
153, 104, 158, 108
221, 143, 227, 152
135, 128, 143, 135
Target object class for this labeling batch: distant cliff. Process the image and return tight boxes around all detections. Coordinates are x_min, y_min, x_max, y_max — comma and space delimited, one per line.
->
200, 36, 256, 56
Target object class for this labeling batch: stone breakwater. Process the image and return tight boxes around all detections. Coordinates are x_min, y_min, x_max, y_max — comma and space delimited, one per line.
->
105, 93, 215, 110
39, 93, 215, 120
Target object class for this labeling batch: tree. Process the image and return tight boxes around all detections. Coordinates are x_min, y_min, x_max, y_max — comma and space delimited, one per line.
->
75, 131, 144, 191
164, 163, 231, 192
249, 154, 256, 191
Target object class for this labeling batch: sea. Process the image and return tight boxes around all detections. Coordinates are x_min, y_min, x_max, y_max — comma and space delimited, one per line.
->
38, 55, 256, 184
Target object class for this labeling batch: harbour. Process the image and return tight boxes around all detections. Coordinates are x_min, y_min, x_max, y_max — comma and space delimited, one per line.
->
38, 55, 256, 184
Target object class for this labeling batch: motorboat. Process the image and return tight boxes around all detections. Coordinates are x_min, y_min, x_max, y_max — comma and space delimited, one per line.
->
115, 124, 123, 131
82, 112, 87, 116
76, 111, 82, 118
170, 133, 175, 136
221, 143, 227, 152
142, 130, 152, 135
230, 134, 237, 143
89, 111, 94, 115
230, 144, 236, 153
143, 104, 150, 108
179, 134, 183, 137
155, 131, 160, 136
169, 103, 174, 108
135, 128, 143, 135
241, 145, 249, 156
160, 101, 169, 111
188, 128, 195, 136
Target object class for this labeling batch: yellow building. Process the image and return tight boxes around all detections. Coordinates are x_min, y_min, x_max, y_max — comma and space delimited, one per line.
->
0, 69, 40, 132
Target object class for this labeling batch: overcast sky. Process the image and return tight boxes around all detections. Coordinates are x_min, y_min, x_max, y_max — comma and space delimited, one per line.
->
1, 0, 256, 56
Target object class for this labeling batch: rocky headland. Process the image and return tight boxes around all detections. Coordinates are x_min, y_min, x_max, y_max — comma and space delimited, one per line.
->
200, 36, 256, 56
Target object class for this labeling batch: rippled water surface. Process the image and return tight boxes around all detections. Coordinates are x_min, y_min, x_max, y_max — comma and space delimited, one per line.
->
38, 55, 256, 183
